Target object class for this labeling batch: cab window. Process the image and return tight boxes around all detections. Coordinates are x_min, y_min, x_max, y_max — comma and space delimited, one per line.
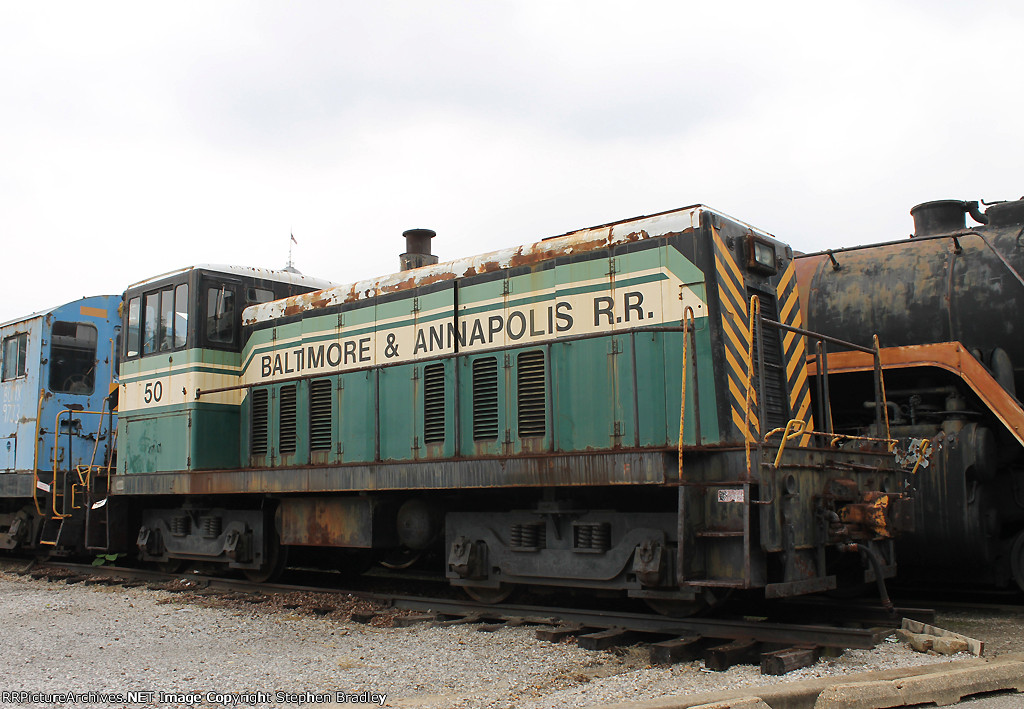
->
128, 281, 189, 359
49, 322, 97, 394
126, 297, 141, 358
173, 284, 188, 348
206, 285, 236, 345
1, 333, 28, 381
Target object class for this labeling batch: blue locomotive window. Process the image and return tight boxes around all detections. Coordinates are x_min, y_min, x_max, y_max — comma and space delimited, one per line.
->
1, 333, 28, 381
126, 297, 141, 358
49, 322, 97, 395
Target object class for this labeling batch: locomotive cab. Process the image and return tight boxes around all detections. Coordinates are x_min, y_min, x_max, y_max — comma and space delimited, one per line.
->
0, 296, 121, 553
117, 265, 334, 474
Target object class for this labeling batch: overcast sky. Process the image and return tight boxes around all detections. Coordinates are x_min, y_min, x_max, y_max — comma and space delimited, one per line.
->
1, 1, 1021, 323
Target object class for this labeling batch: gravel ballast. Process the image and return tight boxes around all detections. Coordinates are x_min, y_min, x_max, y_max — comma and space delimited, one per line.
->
0, 568, 1017, 709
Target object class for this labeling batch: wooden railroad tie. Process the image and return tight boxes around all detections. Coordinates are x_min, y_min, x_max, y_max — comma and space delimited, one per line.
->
760, 646, 821, 675
577, 628, 640, 651
704, 638, 761, 671
650, 635, 704, 665
535, 623, 586, 642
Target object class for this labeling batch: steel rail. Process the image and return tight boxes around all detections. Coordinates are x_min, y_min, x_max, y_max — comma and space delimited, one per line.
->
34, 562, 908, 650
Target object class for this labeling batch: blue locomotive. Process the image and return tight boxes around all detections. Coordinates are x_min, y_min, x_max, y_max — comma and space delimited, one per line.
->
0, 296, 121, 552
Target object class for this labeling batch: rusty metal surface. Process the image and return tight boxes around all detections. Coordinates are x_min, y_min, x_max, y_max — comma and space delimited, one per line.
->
795, 219, 1024, 395
243, 207, 711, 324
810, 342, 1024, 446
110, 450, 677, 496
277, 497, 392, 548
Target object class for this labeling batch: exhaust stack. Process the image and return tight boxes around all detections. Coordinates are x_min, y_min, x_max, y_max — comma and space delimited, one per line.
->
400, 228, 438, 271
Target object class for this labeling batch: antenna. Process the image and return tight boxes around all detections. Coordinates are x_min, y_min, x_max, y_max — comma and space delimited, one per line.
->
287, 231, 297, 270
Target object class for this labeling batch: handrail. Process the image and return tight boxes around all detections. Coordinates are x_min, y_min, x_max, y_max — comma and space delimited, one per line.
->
678, 306, 697, 480
744, 295, 761, 475
31, 391, 46, 516
810, 342, 1024, 448
772, 419, 809, 467
763, 419, 899, 455
50, 407, 111, 520
874, 335, 891, 440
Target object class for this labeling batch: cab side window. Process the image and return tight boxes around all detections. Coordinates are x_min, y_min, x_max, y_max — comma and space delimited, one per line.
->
49, 322, 97, 394
126, 297, 141, 358
126, 281, 189, 360
1, 333, 28, 381
206, 285, 236, 345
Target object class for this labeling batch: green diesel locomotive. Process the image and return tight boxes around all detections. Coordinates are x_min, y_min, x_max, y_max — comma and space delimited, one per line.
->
107, 205, 909, 610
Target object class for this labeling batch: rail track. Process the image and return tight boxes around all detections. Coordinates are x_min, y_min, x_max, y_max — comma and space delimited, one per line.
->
15, 559, 938, 676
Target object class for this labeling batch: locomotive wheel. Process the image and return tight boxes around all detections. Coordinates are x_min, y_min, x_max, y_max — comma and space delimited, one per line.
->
379, 548, 424, 570
645, 588, 731, 617
244, 535, 288, 583
1011, 531, 1024, 593
463, 584, 514, 604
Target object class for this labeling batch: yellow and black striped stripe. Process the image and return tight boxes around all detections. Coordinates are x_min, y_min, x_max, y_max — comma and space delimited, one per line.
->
712, 227, 759, 442
775, 262, 814, 442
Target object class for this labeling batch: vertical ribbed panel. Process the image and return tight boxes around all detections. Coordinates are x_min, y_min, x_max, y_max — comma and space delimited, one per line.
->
279, 384, 297, 454
423, 363, 446, 444
472, 357, 499, 440
251, 389, 269, 456
517, 350, 546, 437
748, 289, 790, 430
309, 379, 333, 451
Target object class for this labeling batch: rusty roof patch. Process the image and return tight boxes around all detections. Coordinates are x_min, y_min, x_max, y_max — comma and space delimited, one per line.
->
244, 205, 724, 325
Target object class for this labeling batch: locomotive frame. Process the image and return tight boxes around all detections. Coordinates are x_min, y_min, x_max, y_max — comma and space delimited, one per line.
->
2, 205, 911, 610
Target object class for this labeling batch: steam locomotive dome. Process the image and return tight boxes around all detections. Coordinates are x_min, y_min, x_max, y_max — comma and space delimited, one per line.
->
796, 198, 1024, 395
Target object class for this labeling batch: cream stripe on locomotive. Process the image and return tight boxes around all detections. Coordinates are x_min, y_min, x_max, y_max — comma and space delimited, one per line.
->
712, 226, 758, 441
775, 262, 814, 442
243, 262, 707, 386
121, 367, 244, 411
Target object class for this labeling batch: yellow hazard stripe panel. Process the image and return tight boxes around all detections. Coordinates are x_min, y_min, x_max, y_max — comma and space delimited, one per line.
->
775, 262, 814, 437
713, 227, 759, 439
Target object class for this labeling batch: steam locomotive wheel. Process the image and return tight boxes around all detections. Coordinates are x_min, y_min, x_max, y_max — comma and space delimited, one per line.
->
1011, 531, 1024, 593
463, 584, 514, 604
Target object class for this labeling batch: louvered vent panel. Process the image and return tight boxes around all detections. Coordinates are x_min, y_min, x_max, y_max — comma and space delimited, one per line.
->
423, 363, 446, 444
279, 384, 298, 454
748, 289, 790, 431
309, 379, 333, 451
517, 350, 547, 437
251, 388, 269, 456
472, 357, 499, 440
